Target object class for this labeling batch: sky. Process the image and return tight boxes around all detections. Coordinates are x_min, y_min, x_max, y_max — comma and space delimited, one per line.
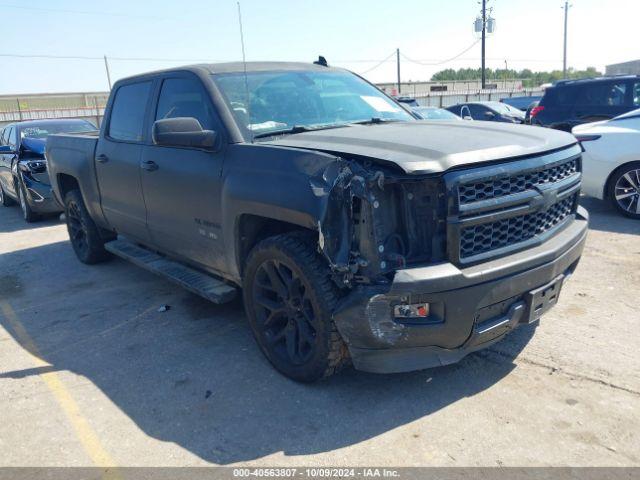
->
0, 0, 637, 94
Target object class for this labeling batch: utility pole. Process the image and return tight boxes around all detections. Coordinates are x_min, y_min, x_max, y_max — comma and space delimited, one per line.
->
481, 0, 486, 89
562, 2, 570, 78
504, 59, 508, 89
103, 55, 112, 90
396, 48, 401, 94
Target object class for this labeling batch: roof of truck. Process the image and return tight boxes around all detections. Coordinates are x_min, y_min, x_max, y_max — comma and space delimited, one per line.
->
116, 61, 346, 84
198, 61, 344, 74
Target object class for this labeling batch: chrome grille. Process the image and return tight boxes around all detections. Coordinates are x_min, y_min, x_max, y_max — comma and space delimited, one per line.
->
460, 193, 577, 258
458, 158, 578, 204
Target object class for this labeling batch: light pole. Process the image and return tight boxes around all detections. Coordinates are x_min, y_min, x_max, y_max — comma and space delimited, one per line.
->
481, 0, 486, 89
396, 48, 401, 95
562, 2, 571, 78
103, 55, 112, 90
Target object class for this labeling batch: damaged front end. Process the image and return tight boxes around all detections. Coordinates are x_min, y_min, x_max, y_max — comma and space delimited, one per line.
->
313, 157, 447, 287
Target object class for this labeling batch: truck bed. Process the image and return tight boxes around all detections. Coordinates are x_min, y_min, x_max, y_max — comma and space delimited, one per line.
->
46, 132, 101, 220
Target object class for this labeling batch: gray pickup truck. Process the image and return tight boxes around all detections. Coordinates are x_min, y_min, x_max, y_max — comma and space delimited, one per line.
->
46, 62, 588, 382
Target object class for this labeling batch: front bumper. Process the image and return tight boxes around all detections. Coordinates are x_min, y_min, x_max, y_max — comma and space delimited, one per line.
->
21, 172, 63, 214
333, 207, 589, 374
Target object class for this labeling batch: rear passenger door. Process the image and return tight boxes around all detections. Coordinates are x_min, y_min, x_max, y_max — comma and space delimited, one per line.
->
96, 80, 154, 244
139, 74, 226, 272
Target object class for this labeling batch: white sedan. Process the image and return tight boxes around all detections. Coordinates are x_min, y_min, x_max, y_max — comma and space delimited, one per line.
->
573, 109, 640, 219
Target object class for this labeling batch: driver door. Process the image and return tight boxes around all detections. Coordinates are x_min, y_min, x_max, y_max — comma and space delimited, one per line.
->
139, 74, 227, 272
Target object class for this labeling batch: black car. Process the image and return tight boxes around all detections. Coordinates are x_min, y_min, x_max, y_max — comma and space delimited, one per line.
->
446, 101, 525, 123
0, 119, 96, 222
531, 75, 640, 131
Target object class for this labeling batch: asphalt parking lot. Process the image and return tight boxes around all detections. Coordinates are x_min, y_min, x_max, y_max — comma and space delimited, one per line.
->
0, 196, 638, 467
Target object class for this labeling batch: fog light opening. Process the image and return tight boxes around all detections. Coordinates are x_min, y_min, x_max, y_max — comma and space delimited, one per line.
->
394, 302, 430, 319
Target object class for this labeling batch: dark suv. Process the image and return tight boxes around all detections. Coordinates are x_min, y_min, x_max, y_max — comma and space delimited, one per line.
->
531, 75, 640, 131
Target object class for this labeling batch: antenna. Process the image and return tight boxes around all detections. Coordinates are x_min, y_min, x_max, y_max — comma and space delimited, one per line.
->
237, 1, 253, 142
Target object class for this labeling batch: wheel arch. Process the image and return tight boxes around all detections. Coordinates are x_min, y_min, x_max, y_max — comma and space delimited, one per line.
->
235, 214, 316, 279
56, 173, 81, 201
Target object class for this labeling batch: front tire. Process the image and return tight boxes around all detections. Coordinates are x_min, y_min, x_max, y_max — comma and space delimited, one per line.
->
608, 162, 640, 219
17, 178, 39, 223
243, 233, 349, 382
64, 189, 112, 264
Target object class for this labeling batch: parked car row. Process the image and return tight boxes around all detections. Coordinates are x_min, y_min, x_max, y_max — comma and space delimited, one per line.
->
396, 75, 640, 220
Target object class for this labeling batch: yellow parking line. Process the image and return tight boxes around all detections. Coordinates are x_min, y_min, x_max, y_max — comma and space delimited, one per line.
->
0, 301, 120, 476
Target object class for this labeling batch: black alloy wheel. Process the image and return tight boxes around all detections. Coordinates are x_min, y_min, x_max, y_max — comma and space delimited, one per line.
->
252, 258, 319, 366
243, 233, 349, 382
64, 190, 112, 264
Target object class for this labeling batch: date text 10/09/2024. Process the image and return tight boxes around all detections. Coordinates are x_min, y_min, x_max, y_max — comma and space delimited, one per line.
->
232, 468, 401, 478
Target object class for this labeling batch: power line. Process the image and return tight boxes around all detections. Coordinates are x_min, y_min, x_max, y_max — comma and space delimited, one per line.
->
0, 2, 165, 19
358, 51, 397, 75
0, 53, 212, 62
400, 40, 481, 66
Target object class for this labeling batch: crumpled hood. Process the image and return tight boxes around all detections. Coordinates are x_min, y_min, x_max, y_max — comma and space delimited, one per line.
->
21, 137, 47, 155
264, 121, 577, 174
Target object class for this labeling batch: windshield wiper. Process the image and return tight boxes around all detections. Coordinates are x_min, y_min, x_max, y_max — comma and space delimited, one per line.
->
253, 125, 311, 139
252, 123, 349, 139
350, 117, 403, 125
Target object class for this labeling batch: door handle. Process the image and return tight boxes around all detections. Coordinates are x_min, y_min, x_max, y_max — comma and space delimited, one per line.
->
141, 160, 159, 171
96, 154, 109, 163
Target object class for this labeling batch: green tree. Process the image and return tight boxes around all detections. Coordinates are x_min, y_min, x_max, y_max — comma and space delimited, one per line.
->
431, 67, 603, 87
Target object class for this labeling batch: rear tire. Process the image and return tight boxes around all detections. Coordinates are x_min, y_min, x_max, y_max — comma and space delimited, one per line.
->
17, 178, 39, 223
607, 162, 640, 219
243, 232, 349, 382
64, 189, 112, 264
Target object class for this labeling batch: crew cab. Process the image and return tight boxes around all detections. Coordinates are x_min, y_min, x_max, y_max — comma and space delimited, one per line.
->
46, 62, 588, 382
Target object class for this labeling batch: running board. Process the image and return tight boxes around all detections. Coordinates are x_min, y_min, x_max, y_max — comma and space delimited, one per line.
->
104, 239, 237, 304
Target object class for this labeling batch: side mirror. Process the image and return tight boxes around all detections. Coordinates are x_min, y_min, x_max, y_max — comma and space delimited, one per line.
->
0, 145, 15, 154
152, 117, 217, 149
463, 116, 473, 121
485, 111, 496, 118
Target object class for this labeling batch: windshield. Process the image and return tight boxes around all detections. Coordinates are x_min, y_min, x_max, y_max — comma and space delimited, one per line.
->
21, 122, 96, 139
414, 107, 460, 120
212, 70, 414, 137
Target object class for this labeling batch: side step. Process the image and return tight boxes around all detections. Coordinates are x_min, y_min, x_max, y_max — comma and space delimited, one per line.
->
104, 239, 237, 304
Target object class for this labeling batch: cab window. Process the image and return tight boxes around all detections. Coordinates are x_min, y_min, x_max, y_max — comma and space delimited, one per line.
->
108, 82, 152, 142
